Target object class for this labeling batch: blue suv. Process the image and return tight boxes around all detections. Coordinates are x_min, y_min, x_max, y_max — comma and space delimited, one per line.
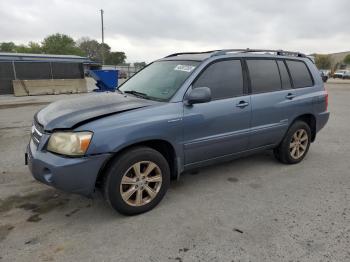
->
26, 49, 329, 215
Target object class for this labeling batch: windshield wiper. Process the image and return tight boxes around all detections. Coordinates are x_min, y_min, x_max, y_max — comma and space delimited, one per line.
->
124, 90, 150, 99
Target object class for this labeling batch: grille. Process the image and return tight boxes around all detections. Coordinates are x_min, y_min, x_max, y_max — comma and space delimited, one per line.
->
31, 120, 43, 147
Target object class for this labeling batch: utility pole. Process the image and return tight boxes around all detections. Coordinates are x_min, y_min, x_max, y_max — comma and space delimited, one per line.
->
100, 9, 105, 65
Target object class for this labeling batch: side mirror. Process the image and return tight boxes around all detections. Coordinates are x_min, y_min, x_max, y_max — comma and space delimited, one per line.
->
185, 87, 211, 105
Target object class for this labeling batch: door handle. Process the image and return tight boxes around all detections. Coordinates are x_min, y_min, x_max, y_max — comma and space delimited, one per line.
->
285, 93, 296, 100
236, 100, 249, 108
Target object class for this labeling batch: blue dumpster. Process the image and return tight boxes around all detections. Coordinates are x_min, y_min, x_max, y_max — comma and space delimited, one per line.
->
89, 69, 119, 92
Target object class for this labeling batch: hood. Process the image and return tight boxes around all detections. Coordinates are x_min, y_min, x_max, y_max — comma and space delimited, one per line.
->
36, 93, 158, 131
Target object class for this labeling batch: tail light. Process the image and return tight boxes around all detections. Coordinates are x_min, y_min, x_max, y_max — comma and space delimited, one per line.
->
325, 89, 329, 111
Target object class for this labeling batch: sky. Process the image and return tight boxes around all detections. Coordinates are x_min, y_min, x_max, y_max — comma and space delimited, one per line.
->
0, 0, 349, 62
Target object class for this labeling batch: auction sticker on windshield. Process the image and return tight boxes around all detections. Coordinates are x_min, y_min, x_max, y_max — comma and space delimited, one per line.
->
174, 65, 196, 72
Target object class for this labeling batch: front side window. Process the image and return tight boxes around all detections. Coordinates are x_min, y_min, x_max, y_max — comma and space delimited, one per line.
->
119, 60, 199, 101
247, 59, 281, 93
285, 60, 313, 88
193, 60, 243, 100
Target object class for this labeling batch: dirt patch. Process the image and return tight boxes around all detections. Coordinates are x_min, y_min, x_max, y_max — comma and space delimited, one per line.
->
65, 208, 80, 217
0, 224, 14, 242
0, 189, 70, 222
25, 237, 39, 245
27, 214, 42, 222
233, 228, 244, 234
227, 177, 239, 183
53, 246, 65, 253
249, 183, 262, 189
168, 257, 183, 262
178, 247, 189, 253
18, 203, 39, 211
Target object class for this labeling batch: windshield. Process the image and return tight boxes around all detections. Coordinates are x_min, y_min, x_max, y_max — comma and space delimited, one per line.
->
119, 60, 199, 101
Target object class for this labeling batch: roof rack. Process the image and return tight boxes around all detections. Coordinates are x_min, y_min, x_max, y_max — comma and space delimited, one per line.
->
211, 49, 306, 58
164, 49, 306, 59
164, 50, 219, 58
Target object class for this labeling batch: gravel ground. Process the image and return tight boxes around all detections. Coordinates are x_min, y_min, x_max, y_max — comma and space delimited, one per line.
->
0, 83, 349, 262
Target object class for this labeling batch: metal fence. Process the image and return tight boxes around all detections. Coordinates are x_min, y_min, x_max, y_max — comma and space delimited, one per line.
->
0, 61, 84, 95
0, 62, 15, 94
102, 65, 144, 78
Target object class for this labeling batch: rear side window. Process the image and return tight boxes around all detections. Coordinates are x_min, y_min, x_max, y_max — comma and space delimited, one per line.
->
247, 59, 281, 93
193, 60, 243, 100
285, 60, 313, 88
277, 60, 292, 89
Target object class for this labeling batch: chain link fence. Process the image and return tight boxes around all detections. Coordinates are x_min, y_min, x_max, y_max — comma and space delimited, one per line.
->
102, 64, 145, 79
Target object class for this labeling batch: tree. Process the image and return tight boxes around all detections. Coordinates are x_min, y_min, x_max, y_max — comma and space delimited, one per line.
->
78, 38, 116, 63
14, 44, 31, 53
77, 37, 101, 61
14, 42, 42, 53
0, 42, 16, 52
333, 62, 340, 72
315, 54, 332, 69
0, 41, 43, 54
105, 51, 126, 65
344, 54, 350, 65
100, 43, 111, 63
42, 33, 84, 56
27, 42, 42, 53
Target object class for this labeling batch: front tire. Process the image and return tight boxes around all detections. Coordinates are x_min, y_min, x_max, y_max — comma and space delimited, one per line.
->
274, 121, 311, 164
103, 147, 170, 215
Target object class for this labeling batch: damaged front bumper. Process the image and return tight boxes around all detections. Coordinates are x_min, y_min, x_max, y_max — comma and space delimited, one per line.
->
26, 139, 111, 196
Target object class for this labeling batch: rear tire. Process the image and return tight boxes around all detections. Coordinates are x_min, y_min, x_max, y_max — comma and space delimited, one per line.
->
274, 121, 311, 164
103, 147, 170, 215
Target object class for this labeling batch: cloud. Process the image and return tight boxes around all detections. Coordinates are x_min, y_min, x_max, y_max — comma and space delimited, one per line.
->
0, 0, 349, 62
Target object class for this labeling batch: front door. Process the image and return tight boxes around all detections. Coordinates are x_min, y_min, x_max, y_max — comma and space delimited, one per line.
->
183, 59, 251, 165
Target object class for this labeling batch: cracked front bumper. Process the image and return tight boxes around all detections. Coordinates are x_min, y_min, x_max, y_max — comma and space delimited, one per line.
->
26, 139, 111, 196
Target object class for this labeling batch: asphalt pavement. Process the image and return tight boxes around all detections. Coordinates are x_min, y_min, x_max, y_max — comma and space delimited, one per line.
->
0, 83, 349, 262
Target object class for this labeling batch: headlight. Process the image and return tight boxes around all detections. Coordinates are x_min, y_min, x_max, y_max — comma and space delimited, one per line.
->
47, 132, 93, 156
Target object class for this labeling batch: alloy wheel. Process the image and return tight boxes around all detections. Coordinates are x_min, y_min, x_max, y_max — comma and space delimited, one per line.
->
120, 161, 162, 206
289, 129, 309, 160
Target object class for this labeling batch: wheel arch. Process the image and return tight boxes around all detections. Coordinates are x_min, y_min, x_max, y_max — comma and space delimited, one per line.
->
291, 113, 317, 142
95, 139, 178, 188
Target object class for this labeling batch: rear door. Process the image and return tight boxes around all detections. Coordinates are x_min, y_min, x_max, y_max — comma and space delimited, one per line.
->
247, 58, 292, 149
183, 59, 251, 165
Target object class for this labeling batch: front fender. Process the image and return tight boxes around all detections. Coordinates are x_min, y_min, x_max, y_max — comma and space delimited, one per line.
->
76, 102, 185, 170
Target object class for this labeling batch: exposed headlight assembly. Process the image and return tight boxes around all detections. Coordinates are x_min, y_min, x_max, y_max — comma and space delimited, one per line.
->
47, 132, 93, 156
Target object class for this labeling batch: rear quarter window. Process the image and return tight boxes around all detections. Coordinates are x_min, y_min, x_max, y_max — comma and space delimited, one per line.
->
286, 60, 313, 88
